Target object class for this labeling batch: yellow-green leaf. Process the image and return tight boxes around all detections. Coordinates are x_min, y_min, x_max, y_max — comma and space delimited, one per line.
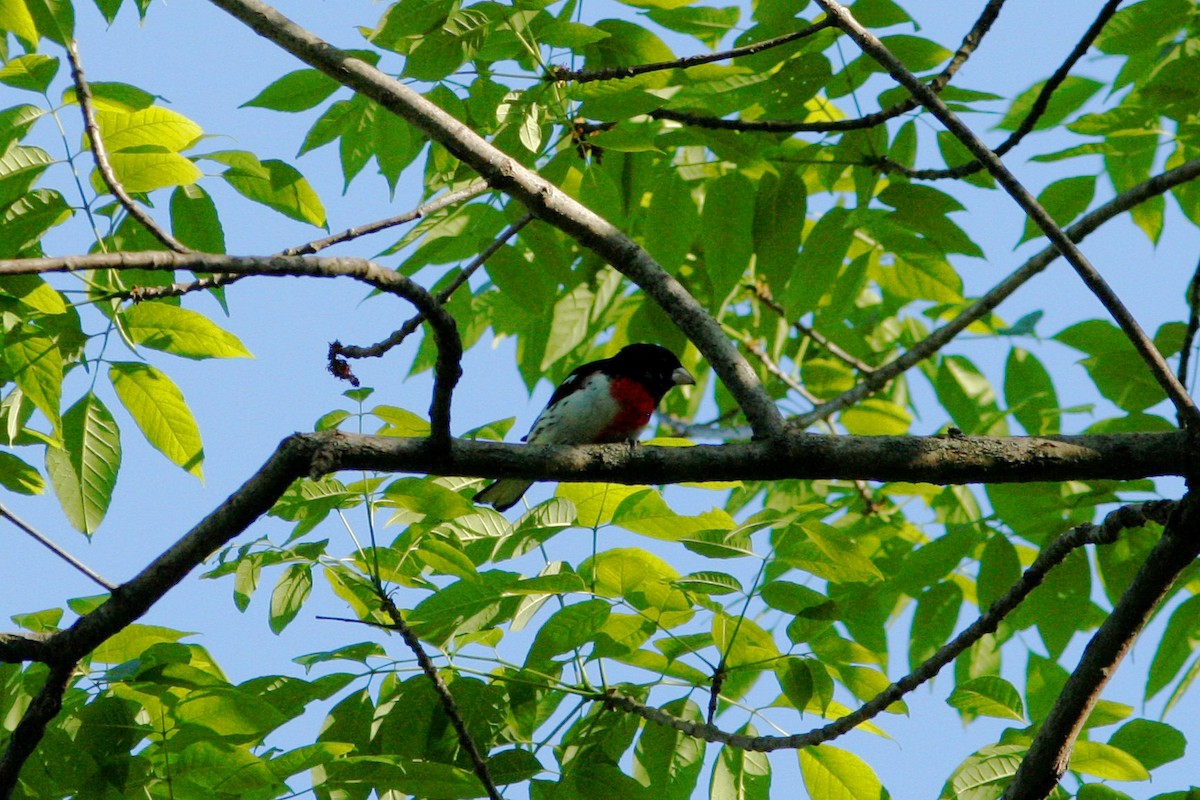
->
108, 361, 203, 479
799, 745, 885, 800
120, 302, 251, 360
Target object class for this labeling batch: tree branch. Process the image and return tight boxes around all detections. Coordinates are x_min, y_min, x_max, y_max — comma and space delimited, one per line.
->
648, 0, 1006, 134
597, 499, 1176, 751
0, 502, 116, 591
376, 594, 502, 800
1003, 491, 1200, 800
0, 252, 462, 445
202, 0, 784, 439
548, 18, 835, 84
65, 39, 190, 254
131, 181, 494, 302
0, 660, 74, 793
332, 212, 533, 363
816, 0, 1200, 428
797, 155, 1200, 427
877, 0, 1124, 181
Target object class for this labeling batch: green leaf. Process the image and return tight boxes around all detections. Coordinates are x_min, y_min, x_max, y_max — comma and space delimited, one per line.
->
205, 150, 327, 228
1107, 718, 1186, 770
1019, 175, 1096, 244
711, 733, 771, 800
0, 0, 39, 43
108, 361, 204, 478
0, 53, 58, 92
1146, 593, 1200, 701
674, 571, 743, 595
525, 598, 609, 668
839, 398, 911, 435
782, 208, 852, 317
170, 184, 226, 253
1055, 320, 1167, 412
4, 331, 62, 434
1004, 347, 1060, 435
242, 68, 340, 112
0, 449, 43, 494
92, 105, 204, 192
701, 171, 755, 305
1068, 741, 1149, 781
556, 482, 645, 528
633, 697, 705, 799
947, 676, 1025, 721
0, 188, 73, 257
799, 745, 885, 800
908, 581, 962, 670
943, 744, 1025, 800
997, 76, 1104, 132
44, 392, 121, 535
270, 563, 313, 634
119, 302, 251, 360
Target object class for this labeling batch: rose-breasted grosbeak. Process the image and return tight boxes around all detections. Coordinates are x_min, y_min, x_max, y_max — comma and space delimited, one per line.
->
473, 343, 696, 511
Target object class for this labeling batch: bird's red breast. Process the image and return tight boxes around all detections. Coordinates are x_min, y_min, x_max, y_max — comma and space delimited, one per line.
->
595, 375, 656, 442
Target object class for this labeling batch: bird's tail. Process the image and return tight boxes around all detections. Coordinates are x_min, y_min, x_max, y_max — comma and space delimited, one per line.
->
473, 479, 534, 512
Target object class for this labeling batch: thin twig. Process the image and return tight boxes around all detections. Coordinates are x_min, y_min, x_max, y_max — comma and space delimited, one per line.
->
803, 3, 1200, 427
282, 180, 492, 256
0, 502, 117, 591
740, 338, 821, 405
597, 500, 1176, 751
548, 18, 835, 83
748, 283, 876, 374
131, 181, 494, 302
333, 212, 533, 362
877, 0, 1124, 180
65, 40, 190, 254
1177, 255, 1200, 393
648, 0, 1006, 134
376, 594, 502, 800
796, 156, 1200, 428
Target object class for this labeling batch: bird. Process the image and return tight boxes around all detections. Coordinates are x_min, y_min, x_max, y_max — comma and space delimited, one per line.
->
473, 343, 696, 512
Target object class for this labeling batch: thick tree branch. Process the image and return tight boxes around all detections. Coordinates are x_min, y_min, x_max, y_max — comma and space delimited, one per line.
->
648, 0, 1006, 134
598, 499, 1176, 751
1004, 491, 1200, 800
316, 429, 1188, 485
798, 156, 1200, 427
549, 18, 835, 84
0, 252, 461, 445
65, 39, 190, 254
0, 661, 74, 792
202, 0, 784, 439
816, 0, 1200, 428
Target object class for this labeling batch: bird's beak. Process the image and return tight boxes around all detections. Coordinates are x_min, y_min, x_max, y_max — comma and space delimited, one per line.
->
672, 367, 696, 386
